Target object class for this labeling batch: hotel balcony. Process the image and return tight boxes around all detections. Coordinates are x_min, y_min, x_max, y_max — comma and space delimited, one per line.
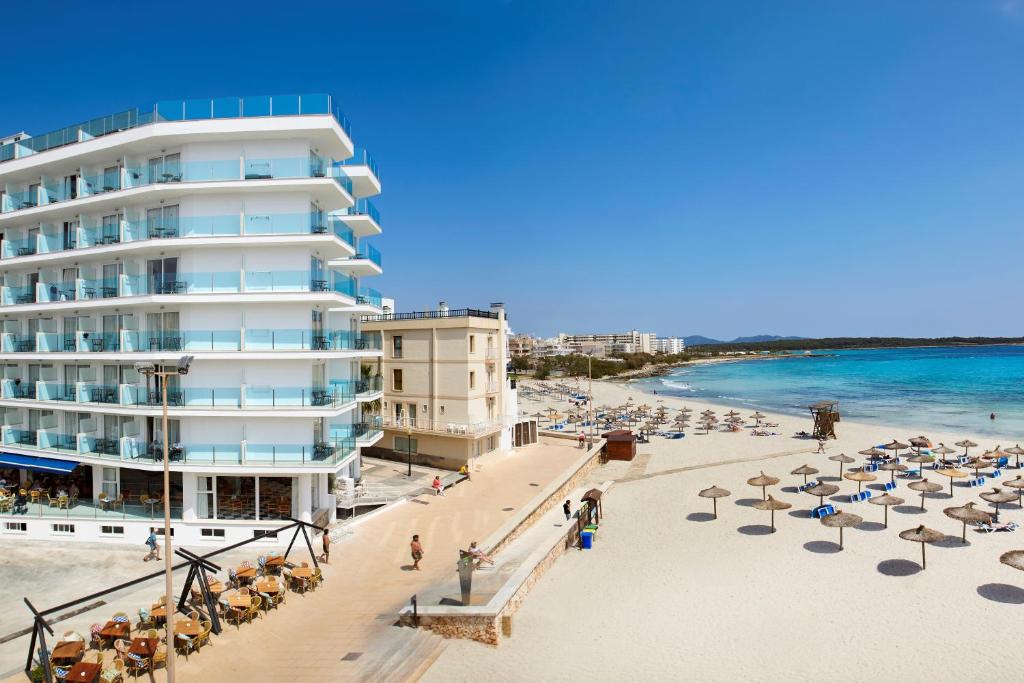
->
0, 270, 366, 310
332, 199, 381, 236
331, 241, 382, 276
1, 155, 354, 222
0, 211, 356, 262
0, 427, 357, 469
0, 329, 382, 355
333, 148, 381, 197
381, 416, 505, 438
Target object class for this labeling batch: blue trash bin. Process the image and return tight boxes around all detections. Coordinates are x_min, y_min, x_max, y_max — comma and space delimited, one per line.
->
580, 531, 593, 550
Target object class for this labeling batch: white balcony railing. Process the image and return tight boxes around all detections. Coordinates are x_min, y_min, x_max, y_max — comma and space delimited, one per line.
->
382, 416, 504, 436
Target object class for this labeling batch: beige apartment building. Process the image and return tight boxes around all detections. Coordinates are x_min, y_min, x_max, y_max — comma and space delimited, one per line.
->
360, 303, 528, 469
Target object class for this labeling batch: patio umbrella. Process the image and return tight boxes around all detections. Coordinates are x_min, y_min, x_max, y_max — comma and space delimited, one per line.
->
1005, 445, 1024, 469
869, 492, 904, 528
843, 468, 877, 493
752, 495, 792, 532
828, 453, 855, 479
908, 479, 943, 511
908, 453, 935, 472
747, 471, 780, 500
725, 410, 740, 417
679, 407, 693, 414
943, 501, 992, 543
932, 443, 957, 463
805, 482, 840, 506
883, 439, 909, 459
908, 436, 932, 453
980, 487, 1017, 516
956, 439, 978, 457
859, 448, 886, 462
999, 549, 1024, 572
791, 464, 820, 484
935, 468, 967, 497
1002, 475, 1024, 505
820, 509, 862, 550
698, 485, 731, 519
879, 461, 908, 484
899, 525, 944, 569
964, 457, 989, 477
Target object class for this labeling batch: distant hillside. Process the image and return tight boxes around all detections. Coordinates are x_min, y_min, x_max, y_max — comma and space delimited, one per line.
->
683, 334, 805, 346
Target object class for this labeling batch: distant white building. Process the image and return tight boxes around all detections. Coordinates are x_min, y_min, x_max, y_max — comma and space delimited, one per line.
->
652, 336, 686, 354
558, 330, 654, 355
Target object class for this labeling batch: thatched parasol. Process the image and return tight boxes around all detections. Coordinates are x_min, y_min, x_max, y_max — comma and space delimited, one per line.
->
1005, 445, 1024, 469
805, 482, 840, 506
859, 447, 886, 460
869, 492, 904, 528
820, 510, 862, 550
791, 464, 820, 484
752, 495, 792, 532
883, 439, 909, 458
878, 461, 909, 484
908, 436, 932, 453
725, 410, 740, 417
747, 471, 780, 500
980, 487, 1017, 516
956, 439, 978, 457
943, 501, 992, 543
999, 549, 1024, 572
750, 411, 766, 426
698, 485, 731, 519
1002, 475, 1024, 506
932, 443, 957, 459
908, 453, 935, 469
701, 410, 716, 417
908, 479, 943, 511
899, 525, 945, 569
964, 457, 990, 477
983, 445, 1007, 461
935, 468, 967, 497
843, 468, 877, 493
828, 453, 855, 479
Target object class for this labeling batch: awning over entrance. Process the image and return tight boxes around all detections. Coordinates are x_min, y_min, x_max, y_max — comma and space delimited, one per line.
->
0, 453, 80, 474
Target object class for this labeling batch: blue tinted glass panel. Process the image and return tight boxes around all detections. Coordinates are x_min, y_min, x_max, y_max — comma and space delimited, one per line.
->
212, 97, 240, 118
242, 96, 271, 117
300, 94, 329, 114
272, 95, 300, 115
184, 99, 212, 120
156, 100, 185, 121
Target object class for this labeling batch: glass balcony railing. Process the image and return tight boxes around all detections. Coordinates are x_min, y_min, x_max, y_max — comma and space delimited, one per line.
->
38, 382, 78, 402
0, 328, 380, 353
335, 148, 380, 180
2, 285, 37, 305
40, 181, 73, 205
355, 242, 382, 267
80, 171, 122, 196
245, 386, 351, 408
77, 277, 120, 300
79, 222, 121, 247
358, 288, 382, 308
246, 437, 355, 465
2, 236, 38, 258
4, 188, 38, 211
344, 198, 381, 226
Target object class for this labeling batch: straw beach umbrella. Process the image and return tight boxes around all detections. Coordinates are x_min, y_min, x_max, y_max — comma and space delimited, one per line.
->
908, 479, 943, 511
791, 465, 820, 485
907, 453, 934, 475
999, 549, 1024, 572
909, 436, 932, 453
935, 468, 967, 497
698, 485, 731, 519
956, 439, 978, 457
750, 411, 766, 426
859, 448, 886, 461
1002, 475, 1024, 505
869, 492, 904, 528
943, 501, 992, 543
752, 495, 792, 532
980, 488, 1017, 516
883, 439, 909, 460
828, 453, 855, 479
820, 510, 862, 550
844, 468, 877, 493
932, 443, 957, 462
805, 482, 839, 506
879, 461, 908, 484
747, 471, 780, 500
1004, 445, 1024, 469
900, 525, 944, 569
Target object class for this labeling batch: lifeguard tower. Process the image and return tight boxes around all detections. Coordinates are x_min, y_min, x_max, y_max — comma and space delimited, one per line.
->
808, 400, 840, 440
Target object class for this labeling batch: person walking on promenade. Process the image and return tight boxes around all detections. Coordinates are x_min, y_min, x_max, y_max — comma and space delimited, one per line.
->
432, 475, 445, 496
410, 534, 424, 570
321, 528, 332, 564
144, 529, 160, 562
563, 499, 572, 521
816, 439, 826, 454
578, 432, 586, 449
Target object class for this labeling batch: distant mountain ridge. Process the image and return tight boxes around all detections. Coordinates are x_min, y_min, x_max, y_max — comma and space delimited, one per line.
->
683, 334, 806, 346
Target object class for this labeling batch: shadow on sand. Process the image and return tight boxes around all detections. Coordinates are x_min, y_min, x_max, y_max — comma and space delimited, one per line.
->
737, 524, 775, 536
893, 505, 925, 515
876, 559, 921, 577
686, 512, 716, 522
932, 534, 971, 548
734, 498, 762, 508
803, 540, 841, 554
856, 521, 886, 532
977, 583, 1024, 604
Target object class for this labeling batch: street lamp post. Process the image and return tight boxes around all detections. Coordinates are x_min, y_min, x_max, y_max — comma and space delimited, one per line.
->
135, 356, 193, 683
587, 353, 594, 447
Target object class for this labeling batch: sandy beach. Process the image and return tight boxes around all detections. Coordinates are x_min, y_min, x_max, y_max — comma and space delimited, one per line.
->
423, 377, 1024, 682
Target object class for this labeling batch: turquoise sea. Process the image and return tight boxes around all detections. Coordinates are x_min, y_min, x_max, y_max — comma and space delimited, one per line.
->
638, 345, 1024, 437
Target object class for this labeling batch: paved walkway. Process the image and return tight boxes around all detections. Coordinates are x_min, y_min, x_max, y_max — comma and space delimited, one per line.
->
173, 438, 584, 682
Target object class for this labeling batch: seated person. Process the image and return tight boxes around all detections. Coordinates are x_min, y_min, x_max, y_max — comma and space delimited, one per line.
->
13, 492, 28, 514
468, 541, 494, 566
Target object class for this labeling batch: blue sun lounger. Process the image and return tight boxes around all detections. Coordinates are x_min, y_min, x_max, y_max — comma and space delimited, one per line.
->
811, 505, 836, 519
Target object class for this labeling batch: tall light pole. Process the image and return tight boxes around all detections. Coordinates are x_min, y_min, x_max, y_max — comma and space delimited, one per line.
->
587, 352, 594, 447
135, 355, 193, 683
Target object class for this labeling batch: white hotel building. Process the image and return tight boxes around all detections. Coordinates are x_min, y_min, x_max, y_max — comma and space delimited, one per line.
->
0, 94, 384, 545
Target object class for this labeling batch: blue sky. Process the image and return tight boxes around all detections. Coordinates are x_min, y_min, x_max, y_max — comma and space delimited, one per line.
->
2, 1, 1022, 339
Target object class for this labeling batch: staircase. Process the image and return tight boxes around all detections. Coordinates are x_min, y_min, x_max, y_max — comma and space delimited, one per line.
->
353, 626, 447, 683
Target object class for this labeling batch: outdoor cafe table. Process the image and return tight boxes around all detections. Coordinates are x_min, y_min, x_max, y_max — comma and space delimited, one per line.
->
291, 567, 313, 580
128, 637, 159, 658
50, 640, 84, 663
235, 566, 257, 581
206, 579, 225, 595
254, 579, 280, 594
98, 620, 129, 641
65, 661, 101, 683
150, 605, 167, 620
228, 594, 251, 610
175, 619, 203, 638
265, 555, 285, 569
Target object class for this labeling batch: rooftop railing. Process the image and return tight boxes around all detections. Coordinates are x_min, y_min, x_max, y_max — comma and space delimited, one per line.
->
380, 415, 505, 436
0, 94, 352, 164
362, 308, 500, 322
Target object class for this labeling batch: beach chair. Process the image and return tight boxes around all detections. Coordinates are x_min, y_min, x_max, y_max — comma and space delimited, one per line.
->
847, 494, 860, 504
997, 457, 1010, 468
882, 482, 897, 492
969, 477, 986, 488
991, 469, 1002, 478
864, 463, 879, 473
811, 505, 836, 519
798, 481, 818, 493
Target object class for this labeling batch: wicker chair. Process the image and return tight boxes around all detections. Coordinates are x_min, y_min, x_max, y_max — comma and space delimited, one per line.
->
195, 620, 213, 651
114, 639, 130, 658
151, 644, 167, 671
99, 656, 124, 683
174, 634, 194, 660
125, 652, 150, 679
246, 595, 262, 622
